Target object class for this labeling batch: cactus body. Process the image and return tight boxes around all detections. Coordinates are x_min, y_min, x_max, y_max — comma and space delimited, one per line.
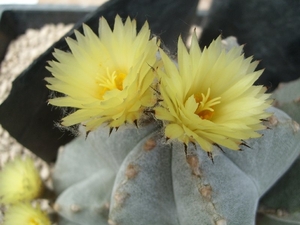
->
272, 77, 300, 123
53, 107, 300, 225
255, 78, 300, 225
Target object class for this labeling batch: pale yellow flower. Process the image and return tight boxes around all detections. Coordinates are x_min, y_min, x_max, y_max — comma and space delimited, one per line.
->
3, 202, 51, 225
0, 157, 43, 204
46, 15, 159, 131
155, 34, 271, 152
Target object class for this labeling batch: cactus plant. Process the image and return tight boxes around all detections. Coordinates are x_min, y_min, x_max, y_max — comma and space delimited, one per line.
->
52, 106, 300, 225
257, 156, 300, 225
47, 17, 300, 224
53, 122, 159, 224
255, 77, 300, 225
272, 77, 300, 123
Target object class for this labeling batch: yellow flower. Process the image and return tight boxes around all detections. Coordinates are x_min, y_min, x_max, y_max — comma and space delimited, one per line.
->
155, 34, 271, 152
3, 202, 51, 225
46, 15, 159, 131
0, 157, 43, 204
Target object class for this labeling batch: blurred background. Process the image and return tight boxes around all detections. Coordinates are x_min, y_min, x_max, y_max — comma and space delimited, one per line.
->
1, 0, 212, 10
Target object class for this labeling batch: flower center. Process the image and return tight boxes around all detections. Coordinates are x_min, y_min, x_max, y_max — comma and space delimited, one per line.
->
194, 88, 221, 120
96, 67, 126, 98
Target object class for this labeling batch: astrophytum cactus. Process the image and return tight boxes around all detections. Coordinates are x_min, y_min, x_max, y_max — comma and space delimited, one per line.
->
256, 77, 300, 225
46, 16, 300, 225
52, 106, 300, 225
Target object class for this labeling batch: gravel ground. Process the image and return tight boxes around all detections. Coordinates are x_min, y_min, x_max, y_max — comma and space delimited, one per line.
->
0, 23, 73, 223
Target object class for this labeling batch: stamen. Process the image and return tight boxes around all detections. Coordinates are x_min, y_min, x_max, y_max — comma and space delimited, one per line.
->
95, 67, 126, 99
194, 88, 221, 120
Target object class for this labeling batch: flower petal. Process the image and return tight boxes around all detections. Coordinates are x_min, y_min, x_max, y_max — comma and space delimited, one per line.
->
157, 34, 271, 152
